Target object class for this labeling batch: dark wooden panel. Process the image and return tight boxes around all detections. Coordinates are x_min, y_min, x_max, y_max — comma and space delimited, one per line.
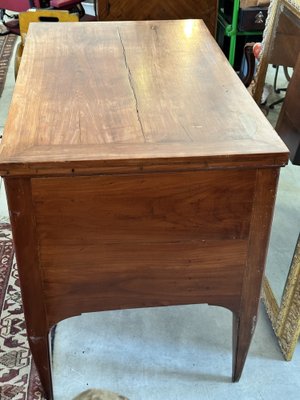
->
43, 239, 246, 325
33, 170, 256, 244
31, 169, 256, 325
97, 0, 218, 36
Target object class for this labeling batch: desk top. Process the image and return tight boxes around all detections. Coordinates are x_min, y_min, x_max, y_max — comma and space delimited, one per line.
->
0, 20, 288, 177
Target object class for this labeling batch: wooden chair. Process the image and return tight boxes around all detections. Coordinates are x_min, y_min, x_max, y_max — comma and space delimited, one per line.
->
276, 54, 300, 165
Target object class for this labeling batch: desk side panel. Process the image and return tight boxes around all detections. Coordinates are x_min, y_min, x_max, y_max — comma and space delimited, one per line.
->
31, 169, 256, 326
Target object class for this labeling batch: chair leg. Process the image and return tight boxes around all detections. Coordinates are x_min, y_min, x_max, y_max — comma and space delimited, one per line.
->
273, 65, 281, 93
269, 97, 285, 109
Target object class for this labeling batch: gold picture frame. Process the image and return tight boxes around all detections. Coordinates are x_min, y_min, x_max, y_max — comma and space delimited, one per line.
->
262, 236, 300, 360
251, 0, 300, 360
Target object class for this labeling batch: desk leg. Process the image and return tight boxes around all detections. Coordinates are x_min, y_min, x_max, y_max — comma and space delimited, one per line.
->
5, 178, 53, 400
231, 168, 280, 381
232, 311, 258, 382
27, 334, 53, 400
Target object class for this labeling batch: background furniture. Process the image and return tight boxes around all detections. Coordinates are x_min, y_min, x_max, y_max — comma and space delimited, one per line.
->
217, 0, 268, 66
0, 20, 288, 399
0, 0, 85, 35
15, 9, 79, 77
96, 0, 218, 36
253, 0, 300, 103
276, 54, 300, 164
267, 65, 289, 110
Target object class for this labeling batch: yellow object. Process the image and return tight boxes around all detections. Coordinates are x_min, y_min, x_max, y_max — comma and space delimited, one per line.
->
15, 9, 79, 77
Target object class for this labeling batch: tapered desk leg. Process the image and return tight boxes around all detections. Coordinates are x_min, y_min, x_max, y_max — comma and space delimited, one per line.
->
232, 168, 280, 381
28, 334, 53, 400
5, 178, 54, 399
232, 310, 258, 382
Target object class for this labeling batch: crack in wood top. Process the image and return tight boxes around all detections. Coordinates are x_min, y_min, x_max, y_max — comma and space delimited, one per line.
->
117, 28, 146, 140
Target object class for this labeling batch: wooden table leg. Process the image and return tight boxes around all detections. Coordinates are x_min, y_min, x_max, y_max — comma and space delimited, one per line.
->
232, 168, 280, 381
5, 178, 54, 400
232, 311, 257, 382
27, 335, 53, 399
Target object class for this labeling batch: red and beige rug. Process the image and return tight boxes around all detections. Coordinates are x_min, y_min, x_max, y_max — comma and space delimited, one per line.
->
0, 222, 44, 399
0, 27, 17, 97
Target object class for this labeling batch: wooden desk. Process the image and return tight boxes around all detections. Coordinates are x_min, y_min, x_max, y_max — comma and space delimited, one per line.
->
0, 20, 288, 399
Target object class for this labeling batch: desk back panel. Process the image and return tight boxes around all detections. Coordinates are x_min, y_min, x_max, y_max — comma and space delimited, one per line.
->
31, 169, 256, 326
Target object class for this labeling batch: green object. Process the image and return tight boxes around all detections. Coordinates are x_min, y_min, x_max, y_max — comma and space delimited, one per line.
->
218, 0, 263, 66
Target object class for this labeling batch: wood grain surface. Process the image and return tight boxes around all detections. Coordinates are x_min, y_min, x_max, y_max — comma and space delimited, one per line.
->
0, 20, 288, 176
97, 0, 218, 36
31, 169, 256, 325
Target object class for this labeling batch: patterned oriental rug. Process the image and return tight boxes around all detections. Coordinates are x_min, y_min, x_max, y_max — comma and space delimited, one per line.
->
0, 27, 17, 97
0, 222, 44, 399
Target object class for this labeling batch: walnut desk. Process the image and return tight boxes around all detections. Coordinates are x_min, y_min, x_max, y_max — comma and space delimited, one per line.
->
0, 20, 288, 399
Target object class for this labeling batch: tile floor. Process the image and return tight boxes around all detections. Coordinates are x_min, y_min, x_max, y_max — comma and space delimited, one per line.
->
0, 38, 299, 400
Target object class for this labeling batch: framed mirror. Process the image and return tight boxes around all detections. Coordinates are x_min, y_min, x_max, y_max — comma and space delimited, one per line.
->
263, 183, 300, 360
252, 0, 300, 360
